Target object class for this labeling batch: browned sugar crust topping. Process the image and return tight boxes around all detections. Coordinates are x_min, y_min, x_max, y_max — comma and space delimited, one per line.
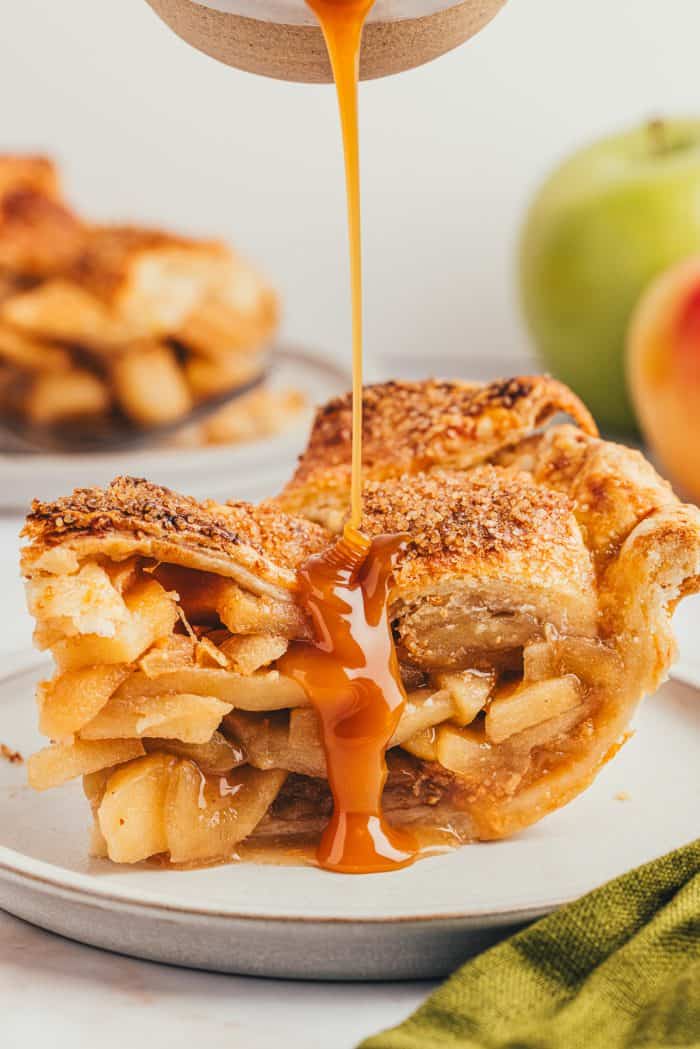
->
362, 466, 582, 568
23, 475, 330, 571
288, 376, 598, 488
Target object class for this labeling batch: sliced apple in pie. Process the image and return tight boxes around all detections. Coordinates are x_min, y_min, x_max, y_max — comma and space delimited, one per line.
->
21, 376, 700, 867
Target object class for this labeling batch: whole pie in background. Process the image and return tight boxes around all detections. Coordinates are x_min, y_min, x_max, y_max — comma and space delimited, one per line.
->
0, 154, 303, 446
20, 376, 700, 866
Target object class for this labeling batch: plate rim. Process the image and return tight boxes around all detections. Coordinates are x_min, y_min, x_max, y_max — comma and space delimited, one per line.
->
0, 857, 558, 927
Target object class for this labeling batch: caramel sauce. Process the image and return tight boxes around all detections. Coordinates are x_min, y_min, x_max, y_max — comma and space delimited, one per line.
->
306, 0, 374, 530
281, 0, 416, 873
279, 527, 417, 872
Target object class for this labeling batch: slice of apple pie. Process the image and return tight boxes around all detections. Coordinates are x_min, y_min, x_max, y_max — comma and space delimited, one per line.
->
0, 153, 303, 446
20, 377, 700, 866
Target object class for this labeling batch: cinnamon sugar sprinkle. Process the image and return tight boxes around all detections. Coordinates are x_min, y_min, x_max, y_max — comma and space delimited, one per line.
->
23, 475, 329, 572
287, 376, 597, 487
362, 466, 578, 560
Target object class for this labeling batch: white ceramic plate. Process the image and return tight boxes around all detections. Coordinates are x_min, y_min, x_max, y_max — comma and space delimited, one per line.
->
0, 657, 697, 980
0, 349, 349, 511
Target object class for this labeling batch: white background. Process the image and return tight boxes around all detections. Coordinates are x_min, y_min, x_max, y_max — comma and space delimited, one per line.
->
2, 3, 700, 1046
2, 0, 699, 375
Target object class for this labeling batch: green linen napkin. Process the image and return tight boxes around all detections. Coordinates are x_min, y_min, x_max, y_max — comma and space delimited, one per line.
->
360, 839, 700, 1049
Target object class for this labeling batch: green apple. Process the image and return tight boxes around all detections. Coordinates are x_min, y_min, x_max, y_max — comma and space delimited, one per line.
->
519, 119, 700, 433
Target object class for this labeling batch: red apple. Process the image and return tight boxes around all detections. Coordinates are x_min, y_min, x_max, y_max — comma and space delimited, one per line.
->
628, 255, 700, 501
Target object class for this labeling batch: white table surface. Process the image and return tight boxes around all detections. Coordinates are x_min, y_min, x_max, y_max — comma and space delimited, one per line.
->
1, 514, 697, 1048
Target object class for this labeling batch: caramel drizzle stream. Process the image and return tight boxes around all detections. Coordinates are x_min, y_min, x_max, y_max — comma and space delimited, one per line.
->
280, 0, 417, 873
305, 0, 375, 529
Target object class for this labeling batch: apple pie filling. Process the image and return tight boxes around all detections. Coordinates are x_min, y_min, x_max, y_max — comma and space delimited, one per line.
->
24, 542, 619, 865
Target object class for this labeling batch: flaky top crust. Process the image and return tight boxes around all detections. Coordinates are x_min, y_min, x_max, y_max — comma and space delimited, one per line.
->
362, 466, 595, 603
491, 424, 678, 569
278, 376, 597, 522
20, 379, 700, 634
22, 476, 330, 594
21, 466, 596, 626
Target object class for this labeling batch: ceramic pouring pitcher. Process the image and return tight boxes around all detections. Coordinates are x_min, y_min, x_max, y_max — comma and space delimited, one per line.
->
145, 0, 508, 82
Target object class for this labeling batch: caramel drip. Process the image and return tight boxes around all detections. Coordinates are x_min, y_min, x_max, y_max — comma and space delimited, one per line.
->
279, 527, 417, 873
